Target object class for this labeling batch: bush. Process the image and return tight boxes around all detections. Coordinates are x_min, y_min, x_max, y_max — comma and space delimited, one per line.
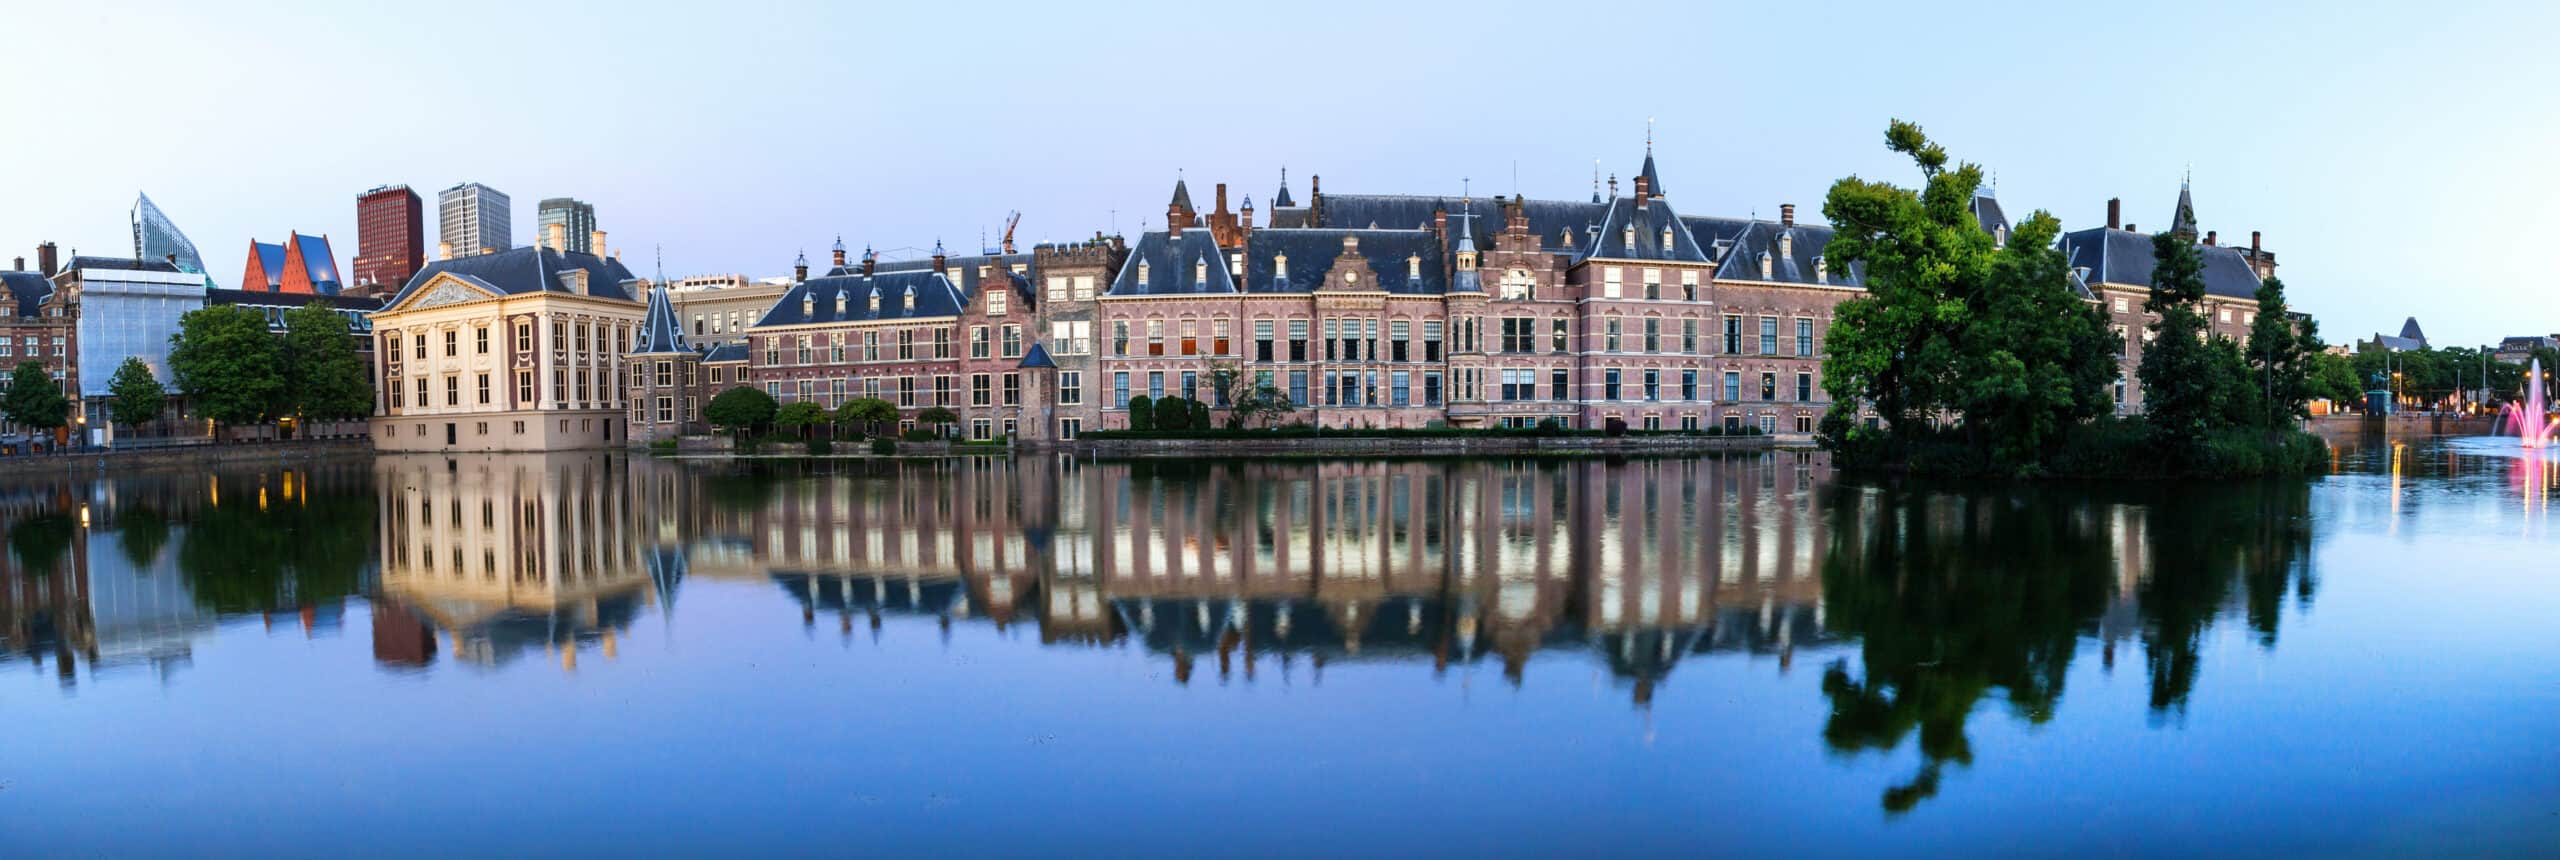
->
1154, 396, 1191, 431
1188, 399, 1210, 430
1128, 395, 1155, 431
806, 437, 831, 456
870, 437, 897, 456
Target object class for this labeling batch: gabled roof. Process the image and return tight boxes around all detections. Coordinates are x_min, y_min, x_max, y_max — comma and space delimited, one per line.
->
2398, 316, 2426, 342
388, 245, 640, 307
1243, 228, 1446, 295
630, 286, 689, 354
754, 270, 965, 327
0, 271, 51, 317
1708, 221, 1864, 288
1018, 342, 1056, 369
292, 233, 342, 293
702, 342, 750, 363
1106, 230, 1237, 296
1972, 194, 2010, 242
1270, 192, 1610, 255
1584, 197, 1710, 263
247, 241, 288, 289
2058, 227, 2263, 301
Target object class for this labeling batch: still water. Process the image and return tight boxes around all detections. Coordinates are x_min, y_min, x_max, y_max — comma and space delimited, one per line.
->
0, 444, 2553, 857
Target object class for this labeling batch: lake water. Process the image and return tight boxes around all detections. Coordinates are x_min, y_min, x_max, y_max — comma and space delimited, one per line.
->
2, 442, 2554, 857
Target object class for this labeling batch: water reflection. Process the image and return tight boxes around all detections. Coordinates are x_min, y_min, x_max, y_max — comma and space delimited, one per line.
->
0, 449, 2347, 818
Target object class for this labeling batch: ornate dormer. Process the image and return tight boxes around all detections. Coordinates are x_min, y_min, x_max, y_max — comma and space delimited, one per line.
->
1779, 231, 1793, 259
1137, 260, 1150, 284
867, 290, 880, 314
1815, 256, 1829, 284
1660, 227, 1673, 253
1759, 252, 1774, 280
1275, 252, 1289, 281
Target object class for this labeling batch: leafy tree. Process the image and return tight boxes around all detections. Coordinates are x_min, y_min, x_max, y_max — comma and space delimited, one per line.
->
2306, 352, 2362, 406
836, 397, 898, 437
2136, 233, 2220, 455
1229, 384, 1296, 429
774, 402, 827, 437
1820, 120, 1992, 437
106, 356, 166, 431
916, 405, 958, 438
1950, 212, 2116, 471
1, 360, 68, 433
168, 304, 284, 431
703, 386, 777, 438
1153, 395, 1191, 431
280, 302, 373, 420
1187, 398, 1209, 430
2245, 276, 2317, 429
1128, 395, 1155, 431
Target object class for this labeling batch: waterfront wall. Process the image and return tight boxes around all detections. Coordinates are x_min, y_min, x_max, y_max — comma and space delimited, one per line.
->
0, 438, 375, 478
2309, 413, 2496, 441
1058, 434, 1779, 458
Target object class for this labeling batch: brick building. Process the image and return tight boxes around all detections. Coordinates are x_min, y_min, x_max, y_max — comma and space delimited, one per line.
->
354, 185, 424, 296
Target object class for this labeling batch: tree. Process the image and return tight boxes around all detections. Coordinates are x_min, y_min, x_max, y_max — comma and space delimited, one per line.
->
106, 356, 166, 431
1153, 395, 1191, 431
703, 386, 777, 438
1188, 398, 1209, 430
2246, 277, 2317, 429
2136, 233, 2221, 455
2307, 352, 2362, 407
1819, 120, 1993, 437
1229, 383, 1296, 429
168, 304, 284, 432
1949, 211, 2117, 471
1, 361, 68, 434
1128, 395, 1155, 431
916, 405, 958, 438
775, 402, 827, 438
280, 302, 373, 420
836, 397, 898, 437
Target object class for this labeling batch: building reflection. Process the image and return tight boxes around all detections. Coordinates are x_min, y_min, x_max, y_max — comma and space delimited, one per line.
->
372, 453, 676, 670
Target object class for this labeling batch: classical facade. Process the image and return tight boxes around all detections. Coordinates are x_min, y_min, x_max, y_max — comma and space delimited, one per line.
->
367, 243, 644, 451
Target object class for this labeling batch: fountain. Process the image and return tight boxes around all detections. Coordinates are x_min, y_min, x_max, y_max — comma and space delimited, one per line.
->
2499, 358, 2560, 448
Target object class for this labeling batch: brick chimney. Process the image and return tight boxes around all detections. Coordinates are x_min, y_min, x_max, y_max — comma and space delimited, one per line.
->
2106, 198, 2121, 230
2251, 230, 2261, 255
1634, 175, 1650, 209
1215, 183, 1228, 216
36, 242, 56, 277
931, 244, 947, 275
1780, 203, 1795, 227
546, 222, 568, 252
832, 244, 847, 268
2205, 230, 2217, 246
1433, 207, 1448, 242
10, 257, 20, 271
862, 251, 876, 277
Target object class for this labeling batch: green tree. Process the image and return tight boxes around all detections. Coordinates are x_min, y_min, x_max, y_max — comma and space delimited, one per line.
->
2135, 233, 2221, 456
1949, 212, 2116, 471
775, 402, 827, 438
916, 405, 959, 438
1, 360, 68, 433
1153, 395, 1191, 431
1128, 395, 1155, 431
703, 386, 777, 438
2245, 277, 2317, 429
168, 304, 284, 431
106, 356, 166, 431
1188, 398, 1209, 430
836, 397, 898, 437
2306, 352, 2362, 407
1819, 120, 1992, 437
280, 302, 373, 420
1229, 384, 1296, 429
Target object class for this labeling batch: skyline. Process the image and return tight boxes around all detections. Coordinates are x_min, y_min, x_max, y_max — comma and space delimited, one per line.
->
4, 0, 2554, 347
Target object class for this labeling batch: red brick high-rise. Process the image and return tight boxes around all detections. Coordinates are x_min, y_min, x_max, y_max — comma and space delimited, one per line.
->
353, 184, 423, 294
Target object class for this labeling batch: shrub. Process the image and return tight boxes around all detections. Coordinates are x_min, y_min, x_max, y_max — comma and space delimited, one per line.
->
901, 429, 939, 443
1129, 395, 1155, 431
870, 437, 897, 456
806, 437, 831, 456
1154, 396, 1191, 431
1188, 399, 1210, 430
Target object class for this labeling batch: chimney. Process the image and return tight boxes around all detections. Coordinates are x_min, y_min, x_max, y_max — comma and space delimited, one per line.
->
2205, 230, 2217, 246
2251, 230, 2262, 255
832, 245, 847, 267
10, 257, 19, 272
1608, 174, 1619, 200
1311, 174, 1321, 198
547, 222, 567, 252
794, 258, 808, 283
2125, 224, 2136, 233
591, 230, 607, 257
862, 252, 876, 277
2106, 198, 2121, 230
36, 242, 56, 277
1215, 183, 1229, 215
1634, 175, 1650, 208
1780, 203, 1796, 227
1433, 208, 1448, 242
931, 248, 947, 274
437, 241, 453, 261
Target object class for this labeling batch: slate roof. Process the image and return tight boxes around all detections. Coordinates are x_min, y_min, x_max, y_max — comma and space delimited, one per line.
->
2058, 227, 2264, 300
1585, 197, 1710, 263
1272, 169, 1295, 208
1270, 192, 1612, 255
1168, 179, 1194, 212
2169, 182, 2199, 237
861, 250, 1034, 309
631, 285, 688, 354
1709, 221, 1865, 288
0, 271, 50, 317
702, 342, 750, 363
1018, 342, 1056, 369
390, 246, 640, 306
204, 288, 383, 312
2370, 334, 2425, 352
753, 270, 966, 328
1106, 229, 1237, 296
1245, 228, 1446, 295
2397, 316, 2426, 343
1972, 193, 2011, 243
1637, 150, 1665, 198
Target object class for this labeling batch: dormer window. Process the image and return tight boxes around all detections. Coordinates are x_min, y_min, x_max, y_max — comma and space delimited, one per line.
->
1993, 226, 2008, 248
1406, 254, 1420, 279
1623, 226, 1636, 249
803, 295, 815, 317
1661, 227, 1674, 251
1815, 256, 1829, 284
833, 291, 845, 315
1275, 253, 1289, 280
1194, 261, 1207, 284
1137, 261, 1150, 283
1229, 253, 1243, 276
1759, 252, 1773, 280
1779, 232, 1793, 259
868, 292, 880, 313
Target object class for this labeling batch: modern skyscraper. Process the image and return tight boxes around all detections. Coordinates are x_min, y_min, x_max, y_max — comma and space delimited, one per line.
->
536, 198, 596, 253
438, 183, 511, 256
354, 185, 424, 290
131, 192, 211, 284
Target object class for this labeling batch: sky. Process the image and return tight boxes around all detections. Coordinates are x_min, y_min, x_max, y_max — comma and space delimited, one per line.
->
2, 0, 2552, 347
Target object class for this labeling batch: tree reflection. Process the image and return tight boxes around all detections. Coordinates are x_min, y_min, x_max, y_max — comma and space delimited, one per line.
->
178, 473, 376, 613
1816, 477, 2313, 813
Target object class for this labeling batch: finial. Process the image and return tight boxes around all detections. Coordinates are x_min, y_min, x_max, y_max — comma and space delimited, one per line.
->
1461, 176, 1470, 202
1646, 116, 1654, 152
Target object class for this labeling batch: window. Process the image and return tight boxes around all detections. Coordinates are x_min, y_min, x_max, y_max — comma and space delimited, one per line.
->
1603, 368, 1622, 401
933, 327, 952, 359
1552, 369, 1570, 402
1683, 318, 1700, 354
970, 326, 990, 359
1147, 371, 1165, 400
796, 335, 811, 365
1759, 317, 1779, 355
445, 374, 460, 406
988, 290, 1007, 316
1179, 318, 1198, 356
1501, 317, 1536, 353
1059, 371, 1082, 405
1213, 318, 1231, 355
2113, 297, 2130, 313
1391, 371, 1410, 406
1054, 321, 1090, 356
1681, 370, 1699, 401
1001, 325, 1022, 358
444, 329, 457, 357
1724, 371, 1741, 402
1723, 315, 1741, 354
1288, 370, 1309, 405
1500, 369, 1534, 401
477, 372, 491, 405
971, 373, 992, 406
1113, 321, 1131, 356
1255, 320, 1275, 362
1423, 321, 1443, 362
1073, 275, 1094, 301
417, 332, 429, 357
1113, 372, 1130, 408
385, 333, 400, 364
1147, 320, 1166, 356
1424, 372, 1442, 406
1288, 320, 1310, 362
1179, 370, 1197, 400
1643, 318, 1661, 353
1047, 276, 1067, 304
1642, 369, 1660, 401
476, 326, 490, 354
1604, 317, 1622, 352
1642, 268, 1661, 300
517, 370, 534, 404
1500, 268, 1532, 301
1603, 267, 1623, 299
1760, 372, 1777, 400
1796, 372, 1814, 402
1681, 270, 1700, 302
1796, 318, 1815, 356
1002, 373, 1021, 406
1553, 318, 1570, 353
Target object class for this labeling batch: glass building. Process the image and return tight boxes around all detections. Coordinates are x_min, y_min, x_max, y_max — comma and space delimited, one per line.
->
131, 193, 214, 288
438, 183, 511, 256
537, 198, 596, 253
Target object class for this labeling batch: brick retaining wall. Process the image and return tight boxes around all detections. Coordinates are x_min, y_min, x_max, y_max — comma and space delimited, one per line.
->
1058, 434, 1779, 458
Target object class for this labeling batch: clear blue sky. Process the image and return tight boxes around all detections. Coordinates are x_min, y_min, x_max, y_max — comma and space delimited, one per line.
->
3, 0, 2550, 347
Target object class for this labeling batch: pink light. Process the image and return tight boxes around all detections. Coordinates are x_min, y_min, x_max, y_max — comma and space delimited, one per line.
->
2499, 358, 2560, 448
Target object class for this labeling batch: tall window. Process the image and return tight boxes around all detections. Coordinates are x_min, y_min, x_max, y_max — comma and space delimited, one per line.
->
1147, 320, 1166, 356
1059, 371, 1082, 405
1683, 318, 1700, 354
1551, 369, 1570, 402
1796, 318, 1815, 357
1642, 369, 1660, 401
1001, 325, 1022, 358
1759, 317, 1779, 355
1113, 372, 1131, 408
1722, 315, 1741, 354
971, 326, 990, 359
987, 290, 1007, 316
1501, 317, 1535, 354
1604, 318, 1622, 353
1423, 321, 1443, 361
1213, 318, 1231, 356
1255, 320, 1275, 362
1796, 372, 1814, 401
971, 373, 992, 406
1112, 321, 1131, 356
1760, 372, 1778, 400
1552, 318, 1570, 353
1602, 368, 1622, 401
1603, 267, 1623, 299
1642, 318, 1660, 353
444, 330, 458, 357
476, 327, 490, 354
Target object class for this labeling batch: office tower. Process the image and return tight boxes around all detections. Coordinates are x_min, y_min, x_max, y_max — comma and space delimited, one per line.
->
438, 182, 512, 256
354, 185, 424, 289
536, 198, 596, 253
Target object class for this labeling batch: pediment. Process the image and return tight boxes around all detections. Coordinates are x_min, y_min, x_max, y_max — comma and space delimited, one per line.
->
391, 273, 502, 313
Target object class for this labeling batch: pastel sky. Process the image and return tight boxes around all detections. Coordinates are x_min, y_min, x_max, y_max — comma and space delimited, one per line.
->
3, 0, 2551, 347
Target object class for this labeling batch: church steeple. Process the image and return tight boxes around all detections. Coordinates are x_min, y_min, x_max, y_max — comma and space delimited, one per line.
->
1637, 119, 1664, 199
2169, 173, 2199, 242
1273, 167, 1296, 208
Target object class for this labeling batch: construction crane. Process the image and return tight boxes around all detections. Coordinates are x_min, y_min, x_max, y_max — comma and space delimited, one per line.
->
1000, 211, 1021, 255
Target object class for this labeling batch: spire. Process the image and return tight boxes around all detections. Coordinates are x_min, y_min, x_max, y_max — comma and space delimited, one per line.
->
1273, 167, 1295, 208
2169, 173, 2199, 241
634, 280, 687, 354
1169, 171, 1194, 212
1591, 160, 1602, 204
